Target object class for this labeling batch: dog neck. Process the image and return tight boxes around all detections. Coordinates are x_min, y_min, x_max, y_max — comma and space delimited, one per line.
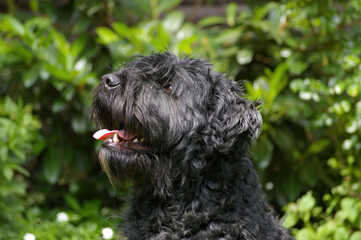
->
123, 152, 274, 238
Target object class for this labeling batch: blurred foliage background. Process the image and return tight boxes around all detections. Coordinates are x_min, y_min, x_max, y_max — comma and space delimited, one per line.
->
0, 0, 361, 239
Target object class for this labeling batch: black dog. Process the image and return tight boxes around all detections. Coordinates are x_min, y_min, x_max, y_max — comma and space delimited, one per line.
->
91, 52, 293, 239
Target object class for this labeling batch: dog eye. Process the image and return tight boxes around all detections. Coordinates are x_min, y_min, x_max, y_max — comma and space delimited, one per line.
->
164, 85, 173, 92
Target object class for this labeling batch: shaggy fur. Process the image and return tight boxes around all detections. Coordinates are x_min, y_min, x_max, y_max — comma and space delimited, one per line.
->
91, 52, 293, 239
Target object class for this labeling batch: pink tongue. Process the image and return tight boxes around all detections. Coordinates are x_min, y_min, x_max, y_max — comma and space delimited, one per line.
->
93, 129, 136, 140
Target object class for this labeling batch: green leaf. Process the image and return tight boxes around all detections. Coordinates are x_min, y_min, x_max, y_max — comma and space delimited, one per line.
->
71, 115, 87, 134
51, 99, 66, 114
198, 16, 225, 27
11, 147, 26, 161
158, 0, 182, 13
215, 28, 242, 45
4, 97, 18, 117
4, 16, 25, 36
74, 58, 87, 72
346, 84, 359, 97
62, 86, 76, 101
340, 197, 355, 210
70, 36, 87, 57
267, 63, 288, 94
340, 197, 358, 222
51, 30, 70, 55
112, 22, 132, 38
175, 23, 197, 40
23, 65, 38, 88
307, 139, 330, 155
81, 199, 101, 218
252, 136, 274, 169
43, 148, 62, 184
341, 139, 353, 151
340, 99, 351, 113
297, 191, 316, 213
2, 165, 14, 181
282, 203, 299, 228
286, 54, 309, 75
298, 165, 318, 186
45, 64, 71, 81
64, 194, 81, 211
290, 79, 305, 92
342, 55, 360, 70
282, 214, 298, 229
30, 0, 39, 12
282, 174, 301, 201
296, 228, 315, 240
345, 119, 357, 134
96, 27, 119, 44
244, 79, 263, 100
71, 150, 90, 172
253, 2, 277, 20
350, 231, 361, 240
268, 127, 295, 154
13, 165, 30, 177
24, 16, 52, 31
226, 2, 238, 27
334, 227, 349, 240
163, 11, 184, 32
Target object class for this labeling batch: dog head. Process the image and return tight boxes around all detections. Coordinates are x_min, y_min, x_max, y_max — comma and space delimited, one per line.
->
91, 52, 262, 194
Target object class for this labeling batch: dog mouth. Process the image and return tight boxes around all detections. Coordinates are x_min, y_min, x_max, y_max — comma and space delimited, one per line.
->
93, 129, 151, 152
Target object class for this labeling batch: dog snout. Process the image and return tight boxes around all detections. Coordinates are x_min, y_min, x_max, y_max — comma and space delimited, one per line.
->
102, 74, 121, 89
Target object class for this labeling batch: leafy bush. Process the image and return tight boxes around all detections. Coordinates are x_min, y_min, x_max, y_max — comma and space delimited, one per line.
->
1, 0, 361, 238
196, 1, 361, 236
22, 208, 121, 240
197, 2, 316, 205
0, 97, 41, 239
0, 13, 99, 185
96, 10, 200, 64
283, 180, 361, 240
198, 0, 361, 204
0, 8, 120, 239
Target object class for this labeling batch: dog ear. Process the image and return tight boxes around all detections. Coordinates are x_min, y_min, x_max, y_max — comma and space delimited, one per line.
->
205, 73, 262, 153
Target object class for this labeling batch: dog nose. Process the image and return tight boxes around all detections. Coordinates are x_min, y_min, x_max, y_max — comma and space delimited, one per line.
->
102, 74, 121, 89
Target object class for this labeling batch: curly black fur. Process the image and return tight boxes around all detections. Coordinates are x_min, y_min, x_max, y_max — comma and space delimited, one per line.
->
91, 52, 293, 239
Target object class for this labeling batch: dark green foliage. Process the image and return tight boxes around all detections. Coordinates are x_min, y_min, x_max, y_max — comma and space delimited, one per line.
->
0, 0, 360, 239
200, 0, 361, 209
0, 97, 40, 239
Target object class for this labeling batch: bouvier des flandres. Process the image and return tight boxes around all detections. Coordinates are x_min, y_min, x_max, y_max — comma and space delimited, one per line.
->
91, 52, 293, 239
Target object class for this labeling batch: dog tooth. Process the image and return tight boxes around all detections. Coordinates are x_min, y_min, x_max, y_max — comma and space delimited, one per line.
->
113, 133, 119, 143
133, 138, 139, 143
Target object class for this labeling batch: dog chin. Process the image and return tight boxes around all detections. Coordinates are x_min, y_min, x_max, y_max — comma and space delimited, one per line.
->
99, 143, 148, 164
102, 141, 152, 152
98, 143, 154, 184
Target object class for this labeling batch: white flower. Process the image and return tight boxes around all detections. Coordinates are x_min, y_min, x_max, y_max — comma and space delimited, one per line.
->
23, 233, 36, 240
265, 182, 274, 190
102, 227, 114, 239
56, 212, 69, 222
280, 49, 291, 58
